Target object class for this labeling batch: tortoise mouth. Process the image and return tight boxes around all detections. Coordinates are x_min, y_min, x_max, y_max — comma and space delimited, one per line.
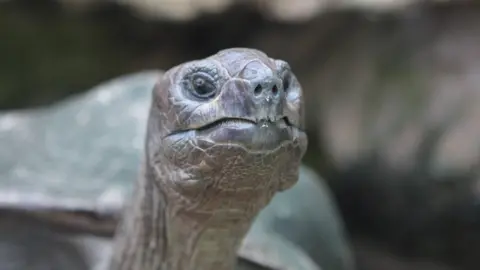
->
164, 116, 304, 152
166, 116, 300, 137
196, 117, 257, 132
194, 116, 303, 151
195, 116, 294, 133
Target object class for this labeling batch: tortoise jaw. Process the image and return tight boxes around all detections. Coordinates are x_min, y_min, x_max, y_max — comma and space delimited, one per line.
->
191, 117, 301, 152
195, 116, 294, 131
195, 117, 257, 132
166, 115, 299, 136
163, 115, 304, 152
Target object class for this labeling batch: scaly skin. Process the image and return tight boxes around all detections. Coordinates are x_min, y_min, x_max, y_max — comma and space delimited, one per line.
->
108, 48, 308, 270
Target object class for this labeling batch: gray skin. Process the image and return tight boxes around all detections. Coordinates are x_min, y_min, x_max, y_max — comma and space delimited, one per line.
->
107, 48, 308, 270
0, 48, 354, 270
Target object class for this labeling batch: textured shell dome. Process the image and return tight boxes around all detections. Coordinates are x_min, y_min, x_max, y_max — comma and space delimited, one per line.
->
0, 71, 160, 215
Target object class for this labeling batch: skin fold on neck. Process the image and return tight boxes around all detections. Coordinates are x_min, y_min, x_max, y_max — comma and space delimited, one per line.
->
108, 163, 268, 270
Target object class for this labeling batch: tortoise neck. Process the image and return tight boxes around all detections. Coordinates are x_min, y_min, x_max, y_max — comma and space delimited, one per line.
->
108, 165, 255, 270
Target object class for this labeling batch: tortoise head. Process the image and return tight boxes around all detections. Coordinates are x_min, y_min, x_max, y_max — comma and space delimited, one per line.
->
145, 48, 307, 211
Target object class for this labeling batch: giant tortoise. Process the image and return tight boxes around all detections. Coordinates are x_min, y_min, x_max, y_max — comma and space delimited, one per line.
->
0, 48, 354, 270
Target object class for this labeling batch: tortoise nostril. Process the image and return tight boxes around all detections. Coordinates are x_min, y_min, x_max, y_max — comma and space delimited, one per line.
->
254, 85, 262, 95
272, 85, 278, 95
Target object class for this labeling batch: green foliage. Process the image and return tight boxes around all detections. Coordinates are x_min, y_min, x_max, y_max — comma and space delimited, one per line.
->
0, 7, 131, 109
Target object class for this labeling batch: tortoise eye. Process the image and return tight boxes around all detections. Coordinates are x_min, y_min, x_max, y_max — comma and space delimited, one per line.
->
190, 73, 217, 99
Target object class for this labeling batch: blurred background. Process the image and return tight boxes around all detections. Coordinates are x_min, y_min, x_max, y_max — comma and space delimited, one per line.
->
1, 0, 479, 270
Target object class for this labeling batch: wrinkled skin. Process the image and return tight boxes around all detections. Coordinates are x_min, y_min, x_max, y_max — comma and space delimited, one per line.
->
109, 48, 308, 270
149, 47, 307, 199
